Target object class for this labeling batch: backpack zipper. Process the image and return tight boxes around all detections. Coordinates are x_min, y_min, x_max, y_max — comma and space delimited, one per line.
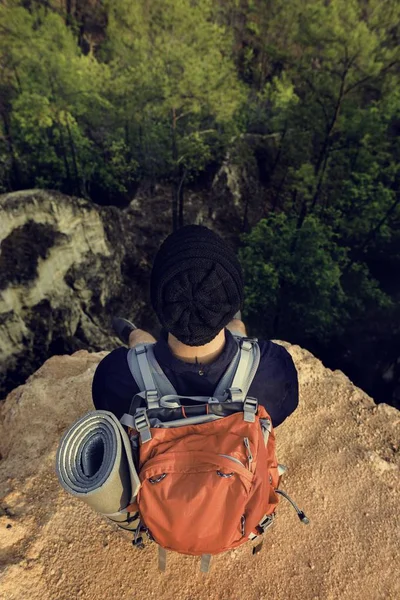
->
219, 454, 246, 468
243, 437, 253, 469
241, 514, 246, 536
219, 439, 253, 471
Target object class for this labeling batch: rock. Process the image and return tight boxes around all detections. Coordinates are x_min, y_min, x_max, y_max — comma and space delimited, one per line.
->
211, 133, 282, 231
0, 186, 253, 401
0, 346, 399, 600
0, 190, 160, 399
377, 403, 400, 422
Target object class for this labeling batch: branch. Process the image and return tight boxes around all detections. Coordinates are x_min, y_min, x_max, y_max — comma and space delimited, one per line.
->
344, 60, 398, 96
176, 110, 195, 122
343, 191, 400, 275
302, 76, 330, 128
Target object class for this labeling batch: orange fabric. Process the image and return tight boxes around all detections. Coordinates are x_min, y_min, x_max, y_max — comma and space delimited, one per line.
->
136, 407, 279, 556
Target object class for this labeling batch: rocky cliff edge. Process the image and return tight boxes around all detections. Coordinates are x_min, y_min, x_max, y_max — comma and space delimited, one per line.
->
0, 345, 399, 600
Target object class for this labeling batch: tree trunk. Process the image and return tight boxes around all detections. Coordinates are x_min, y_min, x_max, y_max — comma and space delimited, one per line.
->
343, 192, 400, 275
296, 197, 308, 233
309, 148, 330, 214
56, 120, 72, 193
177, 167, 187, 229
296, 69, 348, 231
65, 115, 80, 196
171, 108, 178, 231
270, 125, 288, 211
65, 0, 73, 26
271, 168, 288, 213
1, 109, 20, 190
291, 189, 298, 212
242, 193, 250, 232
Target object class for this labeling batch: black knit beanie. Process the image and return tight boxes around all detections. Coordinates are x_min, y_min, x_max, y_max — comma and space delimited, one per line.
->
150, 225, 244, 346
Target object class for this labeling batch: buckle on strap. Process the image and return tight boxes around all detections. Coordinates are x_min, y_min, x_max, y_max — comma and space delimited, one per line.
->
239, 340, 252, 352
239, 337, 258, 349
135, 345, 148, 356
258, 513, 275, 533
227, 387, 244, 402
134, 409, 152, 443
145, 389, 159, 410
243, 397, 258, 422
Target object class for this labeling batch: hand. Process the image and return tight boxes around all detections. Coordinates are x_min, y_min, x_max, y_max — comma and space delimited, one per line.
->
128, 329, 157, 348
226, 319, 247, 336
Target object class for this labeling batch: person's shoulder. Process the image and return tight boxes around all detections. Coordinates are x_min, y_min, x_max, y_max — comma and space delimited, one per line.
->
94, 346, 129, 378
253, 339, 298, 427
92, 347, 134, 417
257, 339, 298, 379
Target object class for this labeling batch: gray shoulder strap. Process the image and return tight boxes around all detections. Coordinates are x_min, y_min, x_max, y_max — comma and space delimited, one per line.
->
214, 337, 260, 402
213, 344, 241, 397
127, 338, 259, 408
126, 344, 177, 407
230, 338, 260, 400
127, 344, 156, 391
146, 345, 178, 396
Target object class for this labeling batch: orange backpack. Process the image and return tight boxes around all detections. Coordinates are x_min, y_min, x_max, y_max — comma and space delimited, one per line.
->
121, 336, 308, 572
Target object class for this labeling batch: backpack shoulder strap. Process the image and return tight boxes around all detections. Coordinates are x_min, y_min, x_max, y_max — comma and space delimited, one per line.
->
126, 336, 260, 413
230, 337, 260, 399
214, 337, 260, 421
213, 336, 260, 399
146, 344, 178, 396
213, 342, 241, 398
126, 343, 177, 409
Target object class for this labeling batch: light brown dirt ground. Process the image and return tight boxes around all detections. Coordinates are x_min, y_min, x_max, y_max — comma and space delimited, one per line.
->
0, 346, 399, 600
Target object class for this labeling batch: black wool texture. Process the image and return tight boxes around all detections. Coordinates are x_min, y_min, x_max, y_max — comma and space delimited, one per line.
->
150, 225, 244, 346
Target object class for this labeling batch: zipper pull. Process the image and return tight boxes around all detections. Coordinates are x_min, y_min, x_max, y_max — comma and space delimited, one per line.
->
244, 437, 253, 468
241, 514, 246, 536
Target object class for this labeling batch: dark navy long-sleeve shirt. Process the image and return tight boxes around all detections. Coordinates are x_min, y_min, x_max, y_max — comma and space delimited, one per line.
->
92, 328, 298, 428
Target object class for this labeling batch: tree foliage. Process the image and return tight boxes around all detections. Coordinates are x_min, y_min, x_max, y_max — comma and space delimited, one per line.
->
0, 0, 244, 211
0, 0, 400, 403
239, 214, 392, 342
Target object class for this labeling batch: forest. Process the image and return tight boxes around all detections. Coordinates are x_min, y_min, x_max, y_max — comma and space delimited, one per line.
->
0, 0, 399, 406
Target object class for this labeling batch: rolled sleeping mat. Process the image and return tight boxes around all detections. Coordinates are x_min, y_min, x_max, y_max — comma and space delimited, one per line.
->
56, 410, 141, 531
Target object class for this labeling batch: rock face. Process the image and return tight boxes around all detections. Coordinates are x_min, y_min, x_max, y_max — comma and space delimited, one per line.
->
0, 190, 163, 399
0, 186, 255, 399
209, 133, 280, 233
0, 345, 398, 600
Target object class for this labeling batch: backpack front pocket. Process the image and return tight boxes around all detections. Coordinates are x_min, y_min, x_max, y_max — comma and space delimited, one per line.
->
138, 451, 254, 555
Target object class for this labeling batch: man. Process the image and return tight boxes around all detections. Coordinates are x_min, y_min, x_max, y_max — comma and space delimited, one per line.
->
92, 225, 298, 427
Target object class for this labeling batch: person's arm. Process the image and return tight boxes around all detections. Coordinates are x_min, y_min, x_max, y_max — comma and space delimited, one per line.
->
92, 348, 139, 420
251, 342, 299, 428
274, 346, 298, 426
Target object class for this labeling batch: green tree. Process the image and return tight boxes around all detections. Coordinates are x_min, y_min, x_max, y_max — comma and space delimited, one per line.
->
0, 3, 112, 196
104, 0, 246, 227
239, 214, 391, 344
